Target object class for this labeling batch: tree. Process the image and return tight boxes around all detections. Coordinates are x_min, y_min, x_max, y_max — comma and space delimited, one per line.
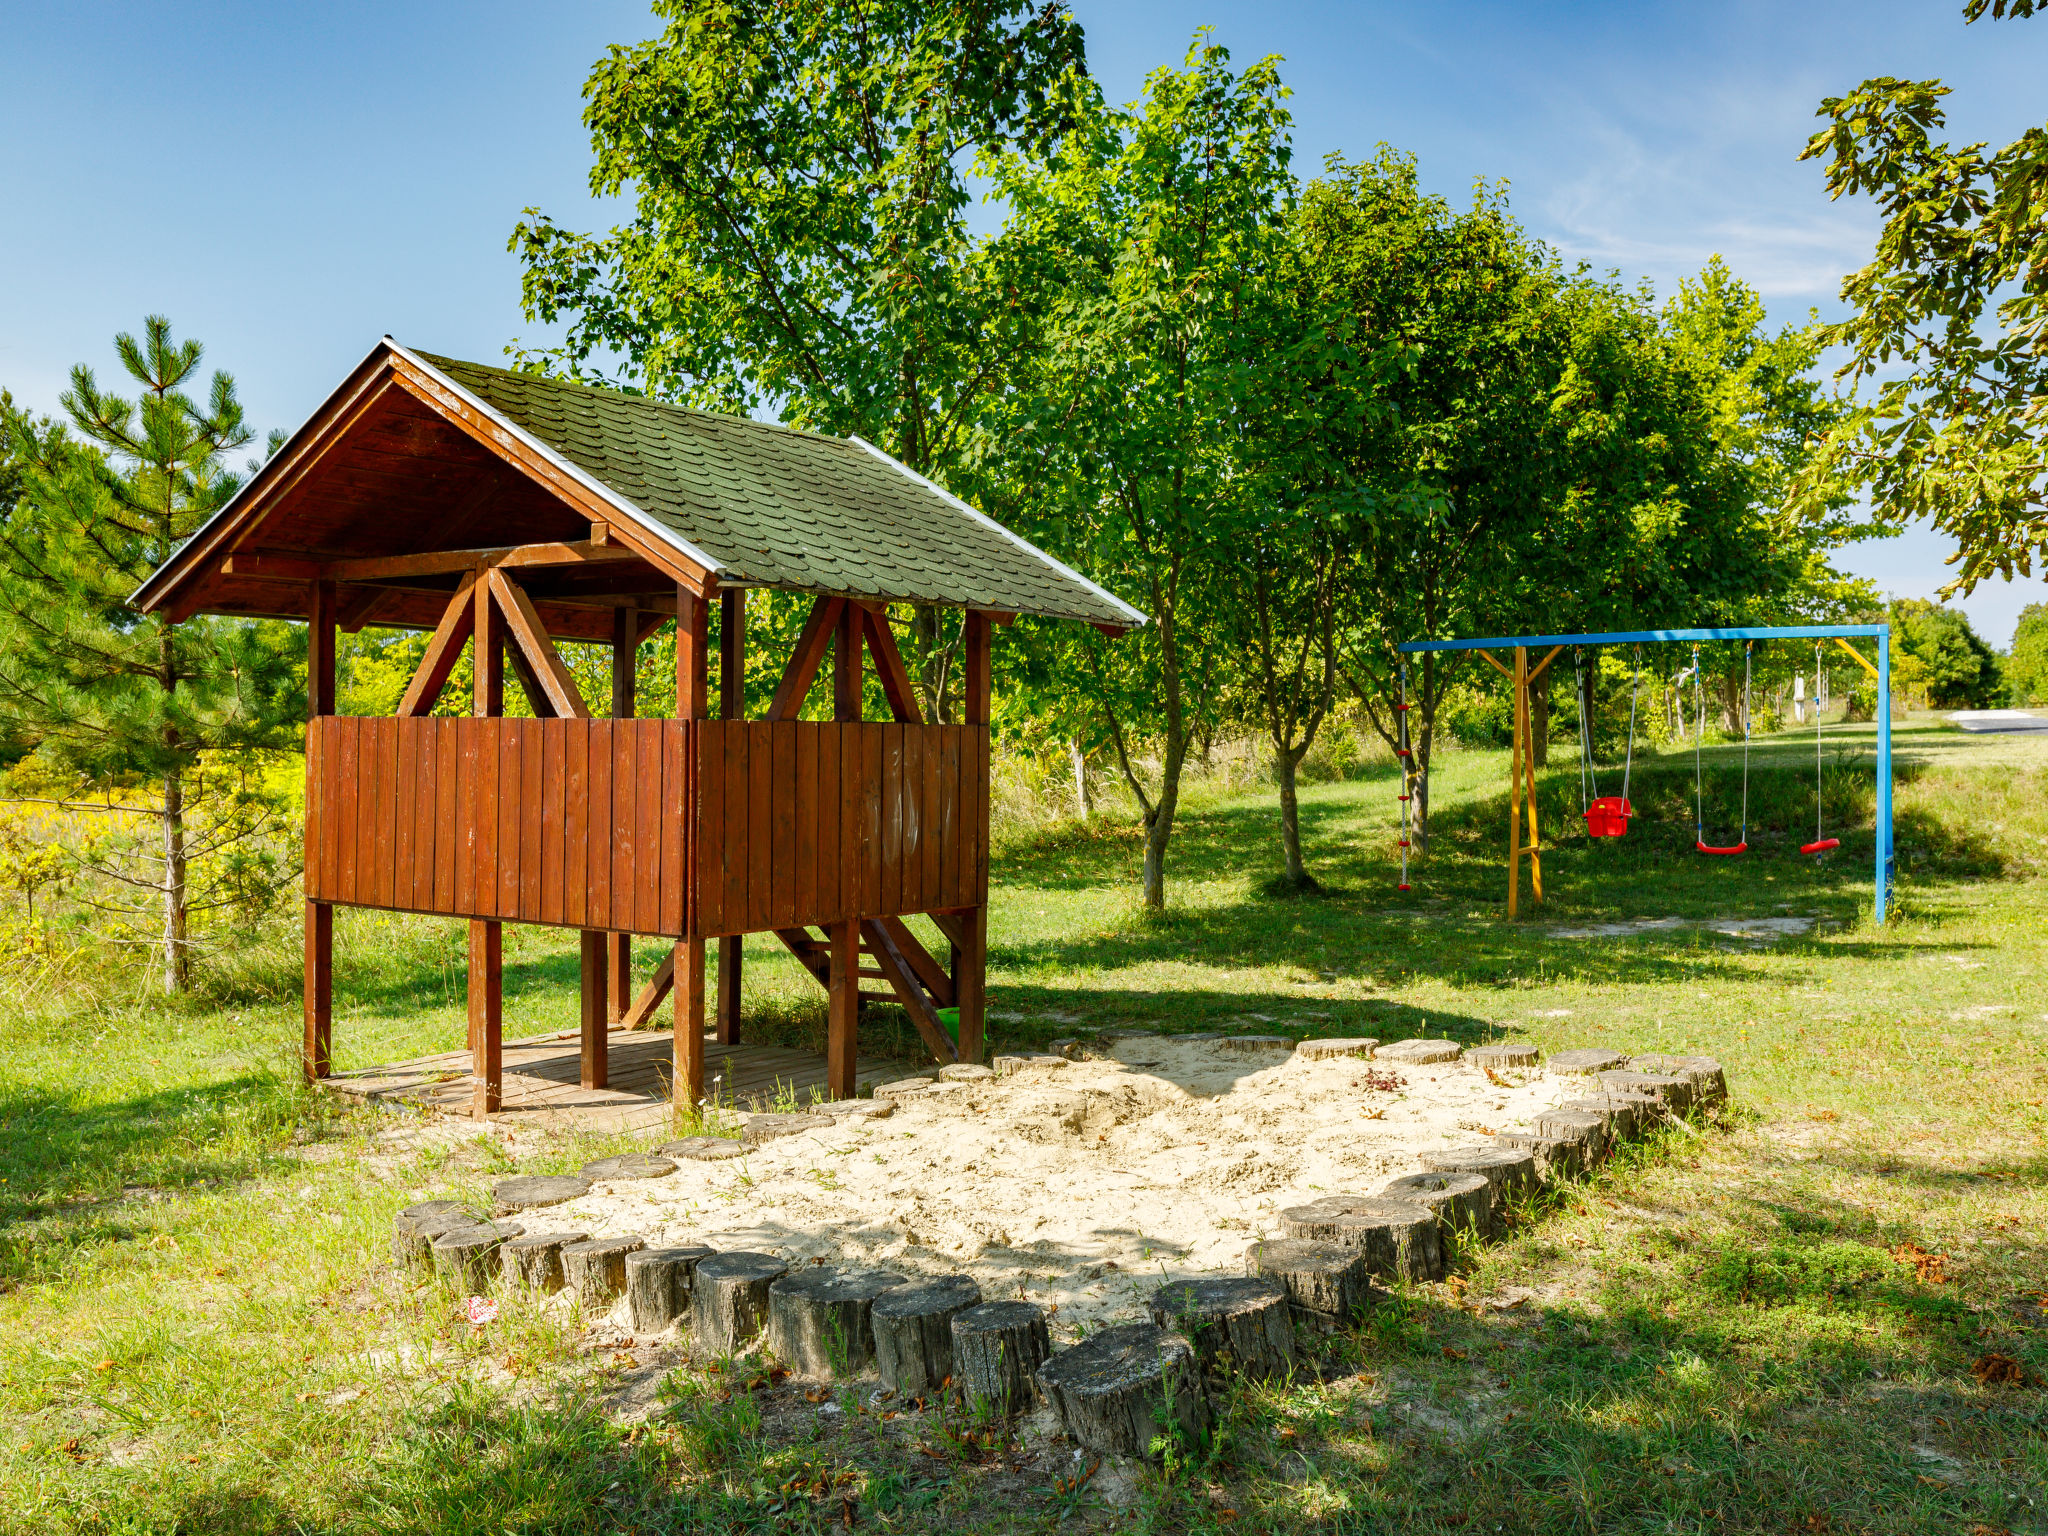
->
1791, 0, 2047, 593
508, 0, 1089, 718
1888, 598, 2001, 708
2008, 601, 2048, 706
0, 320, 301, 990
979, 36, 1296, 909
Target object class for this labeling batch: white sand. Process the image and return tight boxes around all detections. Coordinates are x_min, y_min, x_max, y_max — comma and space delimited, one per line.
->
546, 1035, 1574, 1336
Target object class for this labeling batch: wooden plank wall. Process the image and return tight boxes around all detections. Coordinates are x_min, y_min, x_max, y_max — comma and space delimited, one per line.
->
306, 716, 689, 935
693, 721, 988, 937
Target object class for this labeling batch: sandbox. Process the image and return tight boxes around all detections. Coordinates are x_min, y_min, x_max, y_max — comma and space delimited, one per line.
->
531, 1033, 1586, 1335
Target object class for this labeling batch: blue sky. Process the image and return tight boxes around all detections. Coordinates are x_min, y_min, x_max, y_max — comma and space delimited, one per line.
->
4, 1, 2043, 642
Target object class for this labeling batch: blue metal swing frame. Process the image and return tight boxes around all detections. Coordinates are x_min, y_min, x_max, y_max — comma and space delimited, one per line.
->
1397, 625, 1895, 925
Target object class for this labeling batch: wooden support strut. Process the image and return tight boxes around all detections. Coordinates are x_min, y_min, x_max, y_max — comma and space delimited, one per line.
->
716, 589, 746, 1048
673, 582, 710, 1107
303, 578, 336, 1084
862, 918, 958, 1064
606, 607, 636, 1026
470, 575, 504, 1116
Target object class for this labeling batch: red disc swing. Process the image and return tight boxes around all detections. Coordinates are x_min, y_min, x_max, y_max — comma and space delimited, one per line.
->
1576, 648, 1637, 838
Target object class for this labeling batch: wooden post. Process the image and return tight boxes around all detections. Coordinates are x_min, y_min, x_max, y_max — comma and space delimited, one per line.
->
676, 584, 711, 1103
471, 577, 504, 1116
1524, 664, 1544, 905
606, 606, 637, 1025
580, 929, 608, 1090
716, 590, 745, 1047
827, 917, 858, 1100
677, 937, 706, 1108
834, 599, 862, 721
955, 611, 992, 1064
303, 578, 336, 1083
1508, 645, 1525, 919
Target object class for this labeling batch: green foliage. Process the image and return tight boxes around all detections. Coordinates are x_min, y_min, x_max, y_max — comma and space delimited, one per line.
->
1791, 2, 2048, 591
1887, 598, 2001, 709
2008, 602, 2048, 706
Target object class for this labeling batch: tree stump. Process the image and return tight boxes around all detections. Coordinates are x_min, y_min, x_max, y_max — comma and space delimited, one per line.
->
1244, 1239, 1373, 1328
1533, 1108, 1612, 1163
951, 1300, 1052, 1413
656, 1136, 747, 1162
431, 1221, 524, 1290
1380, 1170, 1495, 1251
938, 1063, 995, 1082
1419, 1146, 1540, 1207
1490, 1133, 1584, 1182
765, 1267, 908, 1378
692, 1252, 789, 1355
392, 1201, 473, 1268
1374, 1039, 1462, 1064
490, 1175, 590, 1218
1035, 1323, 1211, 1459
872, 1077, 935, 1101
1596, 1070, 1695, 1115
1295, 1038, 1378, 1060
501, 1231, 590, 1292
872, 1275, 983, 1398
625, 1244, 716, 1333
1467, 1043, 1540, 1070
1277, 1197, 1441, 1282
1216, 1035, 1292, 1054
991, 1053, 1066, 1076
561, 1235, 646, 1307
1629, 1053, 1726, 1108
806, 1099, 895, 1121
741, 1113, 832, 1148
1560, 1095, 1647, 1141
580, 1154, 676, 1182
1147, 1276, 1294, 1382
1548, 1047, 1628, 1075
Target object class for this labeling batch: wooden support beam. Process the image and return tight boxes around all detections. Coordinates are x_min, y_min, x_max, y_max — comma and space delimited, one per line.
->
834, 598, 863, 721
955, 903, 987, 1066
488, 569, 592, 718
336, 585, 392, 632
325, 539, 642, 585
620, 942, 677, 1028
863, 606, 923, 723
224, 553, 322, 581
861, 918, 958, 1063
397, 573, 478, 716
768, 596, 844, 722
580, 929, 609, 1091
677, 584, 710, 722
303, 900, 332, 1082
717, 589, 746, 1047
501, 633, 556, 718
772, 927, 831, 988
1528, 645, 1566, 683
677, 937, 706, 1107
963, 611, 992, 726
608, 607, 637, 1024
473, 577, 503, 718
1479, 649, 1513, 680
469, 919, 502, 1117
927, 911, 970, 951
877, 916, 955, 1007
827, 918, 859, 1101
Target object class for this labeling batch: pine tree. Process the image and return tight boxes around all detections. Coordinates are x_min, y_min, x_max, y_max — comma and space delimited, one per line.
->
0, 318, 302, 991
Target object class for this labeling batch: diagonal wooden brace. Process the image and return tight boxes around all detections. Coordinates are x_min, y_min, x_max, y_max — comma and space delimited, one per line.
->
862, 918, 958, 1063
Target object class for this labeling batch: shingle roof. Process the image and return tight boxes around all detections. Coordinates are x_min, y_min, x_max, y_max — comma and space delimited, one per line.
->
412, 349, 1143, 630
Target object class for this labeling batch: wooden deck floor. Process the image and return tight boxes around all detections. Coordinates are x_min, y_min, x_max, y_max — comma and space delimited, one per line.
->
322, 1027, 917, 1135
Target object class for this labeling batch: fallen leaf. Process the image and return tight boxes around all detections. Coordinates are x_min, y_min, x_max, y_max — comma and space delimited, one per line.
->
1973, 1353, 2029, 1386
1891, 1243, 1947, 1284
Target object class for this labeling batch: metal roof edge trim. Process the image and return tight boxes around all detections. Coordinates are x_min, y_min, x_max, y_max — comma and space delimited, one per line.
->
386, 340, 726, 580
127, 334, 403, 612
845, 435, 1147, 629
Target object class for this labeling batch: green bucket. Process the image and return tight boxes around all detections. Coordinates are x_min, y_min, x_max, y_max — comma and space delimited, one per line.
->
936, 1007, 960, 1043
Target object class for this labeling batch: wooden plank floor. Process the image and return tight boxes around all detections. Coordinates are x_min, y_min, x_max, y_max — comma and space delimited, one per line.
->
322, 1026, 918, 1135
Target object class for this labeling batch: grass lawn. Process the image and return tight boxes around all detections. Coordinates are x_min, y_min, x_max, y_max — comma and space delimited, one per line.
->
3, 714, 2046, 1533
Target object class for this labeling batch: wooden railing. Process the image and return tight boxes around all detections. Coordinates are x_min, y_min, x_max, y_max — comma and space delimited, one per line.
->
304, 716, 986, 936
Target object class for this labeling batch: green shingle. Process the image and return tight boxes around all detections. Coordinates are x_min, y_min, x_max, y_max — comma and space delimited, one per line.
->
416, 350, 1142, 630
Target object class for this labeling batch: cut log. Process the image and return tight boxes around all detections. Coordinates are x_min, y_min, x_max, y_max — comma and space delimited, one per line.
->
580, 1154, 676, 1182
1418, 1147, 1540, 1207
656, 1136, 747, 1161
872, 1077, 935, 1100
392, 1201, 474, 1268
1374, 1039, 1461, 1064
491, 1175, 591, 1217
625, 1244, 716, 1333
1035, 1323, 1211, 1459
1295, 1038, 1378, 1060
1277, 1197, 1441, 1282
1548, 1047, 1628, 1074
1491, 1132, 1585, 1182
692, 1252, 789, 1354
501, 1230, 590, 1291
561, 1235, 646, 1307
951, 1300, 1052, 1413
1629, 1053, 1726, 1108
1560, 1095, 1648, 1141
739, 1113, 830, 1149
1466, 1043, 1540, 1070
1596, 1070, 1695, 1115
938, 1063, 995, 1082
766, 1267, 909, 1378
1244, 1239, 1373, 1328
1532, 1108, 1613, 1164
871, 1275, 983, 1398
1216, 1035, 1292, 1054
806, 1098, 895, 1121
1147, 1276, 1294, 1382
1380, 1170, 1495, 1251
991, 1053, 1066, 1076
431, 1221, 524, 1290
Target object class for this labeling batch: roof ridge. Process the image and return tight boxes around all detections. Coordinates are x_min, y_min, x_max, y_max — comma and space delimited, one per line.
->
412, 348, 859, 451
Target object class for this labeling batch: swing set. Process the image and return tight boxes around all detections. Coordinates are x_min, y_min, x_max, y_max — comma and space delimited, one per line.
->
1394, 624, 1894, 924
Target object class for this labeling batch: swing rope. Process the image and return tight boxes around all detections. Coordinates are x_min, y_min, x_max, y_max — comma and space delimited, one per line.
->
1621, 645, 1639, 807
1695, 642, 1752, 855
1802, 639, 1840, 856
1578, 647, 1639, 838
1574, 649, 1596, 816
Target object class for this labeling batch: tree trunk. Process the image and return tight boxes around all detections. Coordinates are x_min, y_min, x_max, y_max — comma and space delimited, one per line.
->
951, 1300, 1051, 1413
162, 766, 188, 993
1720, 671, 1744, 734
1528, 671, 1549, 770
1069, 737, 1092, 818
1276, 745, 1310, 890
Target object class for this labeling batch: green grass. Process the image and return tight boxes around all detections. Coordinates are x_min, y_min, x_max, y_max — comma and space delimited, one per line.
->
3, 715, 2046, 1533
